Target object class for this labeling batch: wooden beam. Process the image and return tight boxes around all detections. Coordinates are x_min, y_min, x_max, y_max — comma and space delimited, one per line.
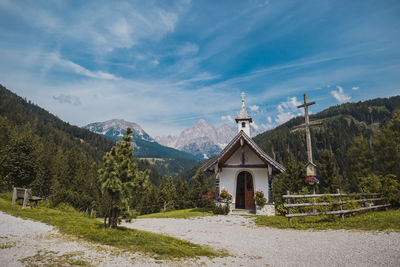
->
221, 164, 267, 168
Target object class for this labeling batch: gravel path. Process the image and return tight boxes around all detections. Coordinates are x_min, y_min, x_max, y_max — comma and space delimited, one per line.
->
0, 211, 184, 266
124, 215, 400, 267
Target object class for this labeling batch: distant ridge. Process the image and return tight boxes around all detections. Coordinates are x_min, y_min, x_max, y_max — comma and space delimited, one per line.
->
156, 119, 259, 159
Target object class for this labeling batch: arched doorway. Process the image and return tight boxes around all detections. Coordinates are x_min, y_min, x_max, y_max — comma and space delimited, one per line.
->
235, 171, 255, 210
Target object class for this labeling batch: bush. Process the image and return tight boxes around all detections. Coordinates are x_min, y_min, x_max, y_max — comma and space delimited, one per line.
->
212, 203, 230, 215
120, 210, 138, 223
50, 189, 93, 211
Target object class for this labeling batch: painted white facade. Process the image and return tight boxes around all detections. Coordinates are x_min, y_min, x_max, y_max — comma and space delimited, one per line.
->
237, 119, 250, 136
219, 144, 271, 207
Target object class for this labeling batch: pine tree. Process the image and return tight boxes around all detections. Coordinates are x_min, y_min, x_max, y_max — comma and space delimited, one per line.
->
272, 153, 306, 204
98, 128, 149, 228
317, 150, 342, 193
373, 111, 400, 177
191, 171, 212, 208
346, 135, 373, 191
159, 177, 177, 211
175, 177, 190, 209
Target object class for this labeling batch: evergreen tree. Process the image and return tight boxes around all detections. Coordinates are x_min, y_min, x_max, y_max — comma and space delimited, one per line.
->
98, 128, 149, 228
373, 111, 400, 177
175, 177, 191, 209
346, 135, 373, 192
0, 131, 39, 190
272, 153, 306, 204
159, 177, 177, 211
191, 171, 212, 208
317, 150, 342, 193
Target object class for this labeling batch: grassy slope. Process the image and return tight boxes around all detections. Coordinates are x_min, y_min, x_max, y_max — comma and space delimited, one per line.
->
255, 209, 400, 231
0, 195, 223, 259
138, 208, 214, 219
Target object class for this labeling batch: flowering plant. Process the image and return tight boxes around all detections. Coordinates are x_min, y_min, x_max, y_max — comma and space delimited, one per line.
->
304, 176, 320, 185
218, 189, 232, 202
254, 190, 266, 206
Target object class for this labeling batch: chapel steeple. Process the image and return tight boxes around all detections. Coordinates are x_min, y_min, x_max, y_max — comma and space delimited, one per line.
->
235, 92, 252, 136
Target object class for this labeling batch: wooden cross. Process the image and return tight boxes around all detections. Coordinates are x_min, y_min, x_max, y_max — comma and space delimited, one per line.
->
292, 94, 321, 175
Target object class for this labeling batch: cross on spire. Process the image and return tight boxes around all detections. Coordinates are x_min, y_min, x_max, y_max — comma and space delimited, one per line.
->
291, 93, 321, 175
241, 92, 245, 101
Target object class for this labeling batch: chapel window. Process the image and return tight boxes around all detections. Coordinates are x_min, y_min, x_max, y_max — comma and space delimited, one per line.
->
242, 122, 246, 128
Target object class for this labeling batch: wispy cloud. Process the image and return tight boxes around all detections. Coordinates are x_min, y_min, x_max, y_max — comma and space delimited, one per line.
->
275, 97, 302, 124
48, 53, 120, 80
221, 115, 234, 123
352, 86, 360, 90
53, 94, 81, 106
331, 86, 351, 103
249, 105, 259, 111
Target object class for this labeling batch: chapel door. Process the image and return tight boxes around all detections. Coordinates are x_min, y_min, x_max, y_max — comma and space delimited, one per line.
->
235, 173, 245, 209
236, 171, 255, 210
244, 172, 255, 210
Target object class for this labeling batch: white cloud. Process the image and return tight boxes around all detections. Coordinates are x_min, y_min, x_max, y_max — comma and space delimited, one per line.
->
48, 53, 120, 80
252, 121, 259, 130
274, 96, 302, 124
352, 86, 360, 90
261, 123, 274, 130
152, 59, 159, 66
221, 115, 234, 123
249, 105, 259, 111
267, 116, 272, 123
331, 85, 351, 103
52, 94, 81, 106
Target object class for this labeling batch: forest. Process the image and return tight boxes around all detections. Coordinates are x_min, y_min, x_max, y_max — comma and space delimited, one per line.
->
0, 83, 399, 218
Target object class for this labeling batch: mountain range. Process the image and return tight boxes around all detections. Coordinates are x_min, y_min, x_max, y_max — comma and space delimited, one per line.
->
155, 119, 260, 159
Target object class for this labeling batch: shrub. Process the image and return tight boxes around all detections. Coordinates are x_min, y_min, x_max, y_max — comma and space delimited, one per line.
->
212, 203, 230, 215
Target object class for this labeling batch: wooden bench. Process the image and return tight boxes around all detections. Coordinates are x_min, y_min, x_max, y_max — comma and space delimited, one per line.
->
11, 187, 43, 208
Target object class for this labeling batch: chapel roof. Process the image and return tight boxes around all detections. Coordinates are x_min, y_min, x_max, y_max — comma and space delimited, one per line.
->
202, 130, 286, 174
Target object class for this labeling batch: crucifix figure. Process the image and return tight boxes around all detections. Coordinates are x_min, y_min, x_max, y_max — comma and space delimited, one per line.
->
292, 93, 321, 177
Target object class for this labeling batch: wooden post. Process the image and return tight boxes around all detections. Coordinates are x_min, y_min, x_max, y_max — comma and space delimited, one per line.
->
337, 188, 344, 220
22, 189, 29, 208
12, 187, 17, 205
312, 185, 316, 214
287, 190, 292, 224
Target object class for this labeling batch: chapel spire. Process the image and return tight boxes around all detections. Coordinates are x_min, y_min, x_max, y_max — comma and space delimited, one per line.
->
235, 92, 252, 136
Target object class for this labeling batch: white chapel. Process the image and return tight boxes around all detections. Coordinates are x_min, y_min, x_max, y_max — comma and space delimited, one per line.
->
203, 94, 285, 215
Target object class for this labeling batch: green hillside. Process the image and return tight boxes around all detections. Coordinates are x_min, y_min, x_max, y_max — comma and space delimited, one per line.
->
253, 95, 400, 191
0, 85, 162, 206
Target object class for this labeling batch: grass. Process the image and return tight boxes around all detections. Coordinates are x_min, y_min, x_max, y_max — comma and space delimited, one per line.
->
20, 250, 90, 266
255, 209, 400, 232
138, 208, 214, 219
0, 194, 224, 259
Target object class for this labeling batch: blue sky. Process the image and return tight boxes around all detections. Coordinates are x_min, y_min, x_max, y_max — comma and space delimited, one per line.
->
0, 0, 399, 136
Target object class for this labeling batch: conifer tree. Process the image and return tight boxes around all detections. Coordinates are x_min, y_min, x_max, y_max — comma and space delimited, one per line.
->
159, 177, 177, 211
98, 128, 149, 228
317, 150, 342, 193
175, 177, 190, 209
191, 171, 212, 208
346, 135, 373, 191
373, 111, 400, 177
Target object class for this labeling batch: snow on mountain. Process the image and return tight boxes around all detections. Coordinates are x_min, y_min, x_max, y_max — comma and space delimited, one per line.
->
155, 119, 260, 159
83, 119, 154, 142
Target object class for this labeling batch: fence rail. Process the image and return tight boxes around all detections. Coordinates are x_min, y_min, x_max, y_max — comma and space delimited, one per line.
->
284, 189, 390, 223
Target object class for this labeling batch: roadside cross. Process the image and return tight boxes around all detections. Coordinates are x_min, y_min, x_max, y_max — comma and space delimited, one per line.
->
292, 93, 321, 176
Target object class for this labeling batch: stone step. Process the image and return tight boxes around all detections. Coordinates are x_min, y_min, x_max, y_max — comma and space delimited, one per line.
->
230, 209, 256, 215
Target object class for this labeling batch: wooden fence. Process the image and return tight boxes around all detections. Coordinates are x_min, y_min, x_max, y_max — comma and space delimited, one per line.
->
283, 189, 391, 223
